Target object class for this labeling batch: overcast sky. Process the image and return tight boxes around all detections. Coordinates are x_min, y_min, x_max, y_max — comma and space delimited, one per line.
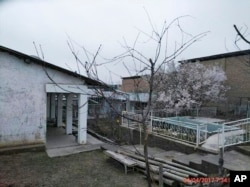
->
0, 0, 249, 83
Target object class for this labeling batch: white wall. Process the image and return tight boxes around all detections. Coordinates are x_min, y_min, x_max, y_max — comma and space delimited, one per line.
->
0, 52, 85, 147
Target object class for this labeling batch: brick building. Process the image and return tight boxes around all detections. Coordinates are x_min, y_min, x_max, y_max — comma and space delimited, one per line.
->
121, 76, 149, 93
121, 76, 149, 111
121, 50, 250, 115
182, 49, 250, 115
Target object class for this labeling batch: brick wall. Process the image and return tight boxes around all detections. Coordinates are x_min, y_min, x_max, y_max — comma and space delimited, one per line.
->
199, 54, 250, 112
121, 76, 149, 92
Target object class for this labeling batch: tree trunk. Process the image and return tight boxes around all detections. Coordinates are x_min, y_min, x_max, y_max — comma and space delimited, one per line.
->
159, 163, 163, 187
143, 124, 152, 187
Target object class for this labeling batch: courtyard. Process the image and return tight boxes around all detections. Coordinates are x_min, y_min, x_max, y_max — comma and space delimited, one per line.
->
0, 150, 151, 187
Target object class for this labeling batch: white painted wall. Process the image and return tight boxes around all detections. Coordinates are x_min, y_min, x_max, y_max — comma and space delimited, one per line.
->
0, 51, 85, 147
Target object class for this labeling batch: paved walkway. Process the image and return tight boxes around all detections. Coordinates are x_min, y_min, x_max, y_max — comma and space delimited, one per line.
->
46, 127, 250, 171
46, 127, 104, 157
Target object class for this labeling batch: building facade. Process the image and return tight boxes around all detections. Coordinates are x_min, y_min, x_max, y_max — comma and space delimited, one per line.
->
121, 76, 149, 93
0, 46, 99, 148
182, 49, 250, 115
121, 76, 149, 111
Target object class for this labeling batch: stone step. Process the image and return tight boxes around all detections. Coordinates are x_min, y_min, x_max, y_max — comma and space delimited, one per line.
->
234, 145, 250, 156
172, 153, 205, 166
199, 150, 250, 170
172, 149, 250, 174
222, 150, 250, 171
154, 150, 187, 160
103, 144, 250, 174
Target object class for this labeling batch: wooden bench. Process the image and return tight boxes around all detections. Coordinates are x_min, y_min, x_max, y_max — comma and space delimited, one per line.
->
104, 150, 137, 174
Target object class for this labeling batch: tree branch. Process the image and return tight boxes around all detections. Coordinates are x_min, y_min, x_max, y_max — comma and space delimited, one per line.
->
234, 24, 250, 44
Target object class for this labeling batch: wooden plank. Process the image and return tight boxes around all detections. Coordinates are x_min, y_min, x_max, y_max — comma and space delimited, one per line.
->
119, 151, 199, 177
105, 150, 138, 174
105, 150, 137, 167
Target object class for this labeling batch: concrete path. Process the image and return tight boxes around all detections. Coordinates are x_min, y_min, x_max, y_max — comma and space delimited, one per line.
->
46, 143, 104, 158
46, 127, 104, 157
209, 150, 250, 171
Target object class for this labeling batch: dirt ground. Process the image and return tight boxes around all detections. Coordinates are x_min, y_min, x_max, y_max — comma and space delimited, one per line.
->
0, 150, 151, 187
88, 118, 122, 142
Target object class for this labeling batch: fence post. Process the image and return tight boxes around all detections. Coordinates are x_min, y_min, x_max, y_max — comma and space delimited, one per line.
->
205, 123, 207, 141
222, 123, 225, 152
218, 128, 221, 148
196, 124, 200, 146
218, 123, 225, 176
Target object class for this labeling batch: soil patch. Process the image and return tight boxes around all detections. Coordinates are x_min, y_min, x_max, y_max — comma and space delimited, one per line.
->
0, 150, 150, 187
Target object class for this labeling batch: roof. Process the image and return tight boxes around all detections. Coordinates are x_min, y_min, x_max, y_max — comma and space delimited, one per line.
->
122, 75, 142, 80
179, 49, 250, 63
128, 92, 149, 102
0, 45, 101, 86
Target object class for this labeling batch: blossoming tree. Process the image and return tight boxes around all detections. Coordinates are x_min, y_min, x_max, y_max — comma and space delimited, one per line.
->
155, 62, 229, 114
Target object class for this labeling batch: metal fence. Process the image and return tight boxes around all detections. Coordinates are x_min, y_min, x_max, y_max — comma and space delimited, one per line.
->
121, 111, 150, 129
121, 111, 208, 146
150, 116, 208, 146
218, 118, 250, 149
122, 110, 250, 149
150, 107, 217, 118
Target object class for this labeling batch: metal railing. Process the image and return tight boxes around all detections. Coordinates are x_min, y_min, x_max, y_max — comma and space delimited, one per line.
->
121, 111, 151, 128
121, 111, 209, 146
121, 111, 250, 150
150, 117, 208, 146
218, 118, 250, 149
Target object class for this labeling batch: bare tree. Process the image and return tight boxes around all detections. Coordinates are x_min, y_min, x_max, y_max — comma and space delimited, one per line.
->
68, 16, 208, 186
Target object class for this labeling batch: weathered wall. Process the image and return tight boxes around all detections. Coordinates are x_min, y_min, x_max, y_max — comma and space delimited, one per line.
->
0, 52, 85, 147
119, 126, 196, 154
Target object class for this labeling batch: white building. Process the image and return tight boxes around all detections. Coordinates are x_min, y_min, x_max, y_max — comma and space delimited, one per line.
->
0, 46, 100, 148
